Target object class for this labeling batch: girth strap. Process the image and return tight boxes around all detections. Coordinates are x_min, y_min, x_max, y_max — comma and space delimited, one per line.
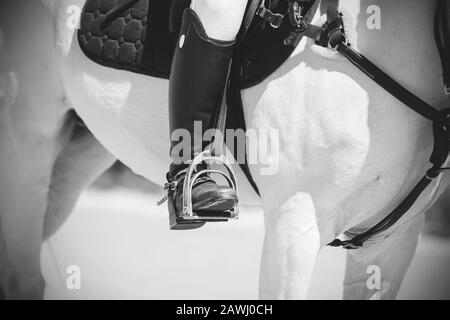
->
328, 107, 450, 249
329, 168, 440, 249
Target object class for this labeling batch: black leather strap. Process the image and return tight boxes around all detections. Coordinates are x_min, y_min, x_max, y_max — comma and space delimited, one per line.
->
337, 43, 439, 122
329, 172, 435, 249
236, 0, 264, 47
326, 0, 339, 23
169, 0, 192, 35
435, 0, 450, 95
328, 110, 450, 249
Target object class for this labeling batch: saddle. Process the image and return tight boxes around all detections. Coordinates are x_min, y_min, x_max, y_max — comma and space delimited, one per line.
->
78, 0, 318, 195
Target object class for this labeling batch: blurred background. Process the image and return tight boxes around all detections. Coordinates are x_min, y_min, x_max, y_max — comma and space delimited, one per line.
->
42, 161, 450, 300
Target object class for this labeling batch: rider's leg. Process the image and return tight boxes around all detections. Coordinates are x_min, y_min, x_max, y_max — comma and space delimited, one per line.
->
167, 0, 247, 219
191, 0, 248, 41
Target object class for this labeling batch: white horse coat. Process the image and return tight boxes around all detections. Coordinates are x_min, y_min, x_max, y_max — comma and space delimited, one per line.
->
0, 0, 448, 299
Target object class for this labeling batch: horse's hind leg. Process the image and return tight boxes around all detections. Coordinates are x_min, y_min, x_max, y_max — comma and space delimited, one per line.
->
259, 192, 320, 299
343, 215, 424, 299
0, 0, 71, 297
43, 116, 115, 240
0, 73, 61, 299
0, 126, 52, 299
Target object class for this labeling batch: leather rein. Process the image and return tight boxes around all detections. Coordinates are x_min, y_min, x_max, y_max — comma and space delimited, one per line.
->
257, 0, 450, 249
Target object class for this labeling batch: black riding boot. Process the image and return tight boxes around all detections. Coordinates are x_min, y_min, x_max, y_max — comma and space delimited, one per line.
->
166, 8, 238, 229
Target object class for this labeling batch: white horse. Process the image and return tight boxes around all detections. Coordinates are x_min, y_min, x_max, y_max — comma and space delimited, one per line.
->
0, 0, 448, 299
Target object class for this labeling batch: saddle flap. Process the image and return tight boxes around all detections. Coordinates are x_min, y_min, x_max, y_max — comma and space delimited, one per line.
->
169, 0, 192, 34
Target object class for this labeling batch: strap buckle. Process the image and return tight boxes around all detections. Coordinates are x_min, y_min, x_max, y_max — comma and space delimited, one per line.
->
328, 239, 361, 250
328, 29, 348, 51
164, 181, 178, 192
445, 84, 450, 96
288, 1, 307, 32
256, 6, 284, 28
327, 14, 348, 50
156, 181, 178, 206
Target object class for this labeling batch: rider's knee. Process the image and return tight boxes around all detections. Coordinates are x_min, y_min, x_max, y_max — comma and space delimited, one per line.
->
191, 0, 248, 41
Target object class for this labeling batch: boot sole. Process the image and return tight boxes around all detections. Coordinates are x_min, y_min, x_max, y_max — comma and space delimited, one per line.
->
194, 197, 238, 212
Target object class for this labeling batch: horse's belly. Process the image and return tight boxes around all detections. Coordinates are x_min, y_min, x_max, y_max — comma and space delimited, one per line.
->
62, 54, 168, 181
241, 45, 437, 233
